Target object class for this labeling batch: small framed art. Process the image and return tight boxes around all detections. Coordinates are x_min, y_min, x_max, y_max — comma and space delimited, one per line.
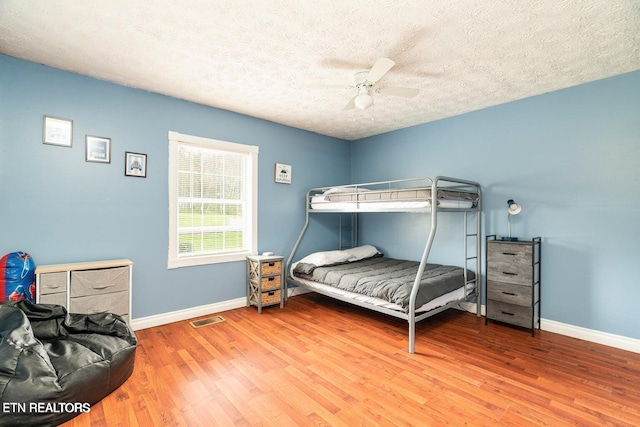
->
274, 163, 292, 184
43, 115, 73, 147
85, 135, 111, 163
125, 152, 147, 178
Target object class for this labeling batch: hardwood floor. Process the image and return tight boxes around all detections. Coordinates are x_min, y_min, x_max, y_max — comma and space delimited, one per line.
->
63, 294, 640, 426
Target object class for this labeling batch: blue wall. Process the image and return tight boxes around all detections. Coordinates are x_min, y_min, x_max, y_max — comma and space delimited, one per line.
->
0, 55, 350, 319
351, 71, 640, 339
2, 53, 639, 341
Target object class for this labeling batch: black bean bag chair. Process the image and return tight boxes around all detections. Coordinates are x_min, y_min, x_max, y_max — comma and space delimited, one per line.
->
0, 301, 137, 426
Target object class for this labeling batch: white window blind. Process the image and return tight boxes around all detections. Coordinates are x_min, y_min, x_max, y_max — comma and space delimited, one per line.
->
168, 132, 258, 268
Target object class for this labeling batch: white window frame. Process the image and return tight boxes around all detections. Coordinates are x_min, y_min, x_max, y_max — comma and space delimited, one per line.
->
168, 131, 258, 269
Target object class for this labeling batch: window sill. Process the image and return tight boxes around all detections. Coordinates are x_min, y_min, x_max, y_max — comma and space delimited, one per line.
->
167, 252, 251, 269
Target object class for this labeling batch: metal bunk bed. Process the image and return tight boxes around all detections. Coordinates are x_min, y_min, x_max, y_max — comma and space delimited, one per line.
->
286, 176, 482, 354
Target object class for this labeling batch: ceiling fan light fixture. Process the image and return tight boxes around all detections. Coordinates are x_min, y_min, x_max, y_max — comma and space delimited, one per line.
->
355, 93, 373, 110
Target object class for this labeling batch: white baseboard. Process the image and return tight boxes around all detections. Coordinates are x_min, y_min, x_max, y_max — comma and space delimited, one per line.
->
131, 295, 640, 354
130, 297, 246, 331
459, 301, 485, 316
541, 318, 640, 354
131, 288, 303, 331
450, 302, 640, 354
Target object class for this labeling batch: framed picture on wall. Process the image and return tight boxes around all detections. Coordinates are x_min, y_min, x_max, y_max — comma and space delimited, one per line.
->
85, 135, 111, 163
125, 152, 147, 178
43, 115, 73, 147
274, 163, 292, 184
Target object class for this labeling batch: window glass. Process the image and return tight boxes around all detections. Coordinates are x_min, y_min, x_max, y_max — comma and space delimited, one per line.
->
168, 132, 258, 268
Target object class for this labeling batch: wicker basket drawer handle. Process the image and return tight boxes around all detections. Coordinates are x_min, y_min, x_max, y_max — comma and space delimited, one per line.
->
268, 262, 275, 266
268, 277, 275, 281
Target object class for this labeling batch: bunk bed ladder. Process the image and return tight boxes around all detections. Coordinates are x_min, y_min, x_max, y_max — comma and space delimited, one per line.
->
464, 209, 482, 317
338, 213, 357, 250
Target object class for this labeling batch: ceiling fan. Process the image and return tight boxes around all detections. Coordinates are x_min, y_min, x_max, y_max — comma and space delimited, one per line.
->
318, 58, 420, 110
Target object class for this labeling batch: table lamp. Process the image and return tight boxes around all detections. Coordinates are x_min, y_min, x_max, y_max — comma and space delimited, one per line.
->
502, 199, 521, 241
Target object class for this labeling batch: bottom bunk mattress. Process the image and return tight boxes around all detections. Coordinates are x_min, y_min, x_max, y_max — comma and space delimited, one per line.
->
291, 254, 474, 313
292, 276, 465, 313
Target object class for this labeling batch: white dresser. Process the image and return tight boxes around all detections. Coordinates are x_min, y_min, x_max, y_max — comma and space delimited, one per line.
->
35, 259, 133, 324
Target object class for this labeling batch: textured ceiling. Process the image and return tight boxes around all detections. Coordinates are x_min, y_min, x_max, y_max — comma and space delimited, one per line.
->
1, 1, 639, 141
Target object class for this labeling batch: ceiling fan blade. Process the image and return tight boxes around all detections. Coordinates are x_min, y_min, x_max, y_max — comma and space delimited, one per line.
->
365, 58, 395, 84
343, 96, 356, 110
377, 86, 419, 98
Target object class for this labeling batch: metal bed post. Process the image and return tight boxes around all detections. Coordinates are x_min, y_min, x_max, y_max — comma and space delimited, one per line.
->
407, 177, 438, 354
464, 210, 469, 295
475, 188, 482, 316
407, 176, 481, 353
338, 213, 358, 250
463, 189, 482, 317
285, 189, 313, 300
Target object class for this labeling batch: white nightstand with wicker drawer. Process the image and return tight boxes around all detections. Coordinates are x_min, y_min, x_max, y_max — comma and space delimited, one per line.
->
246, 255, 284, 313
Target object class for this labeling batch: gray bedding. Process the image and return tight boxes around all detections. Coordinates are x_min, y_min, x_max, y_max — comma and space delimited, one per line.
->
324, 187, 479, 205
292, 256, 472, 312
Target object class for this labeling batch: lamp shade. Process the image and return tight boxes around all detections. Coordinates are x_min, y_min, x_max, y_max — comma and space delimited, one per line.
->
354, 93, 373, 110
507, 199, 521, 215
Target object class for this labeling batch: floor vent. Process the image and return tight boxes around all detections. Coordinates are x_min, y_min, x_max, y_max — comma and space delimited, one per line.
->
190, 315, 225, 328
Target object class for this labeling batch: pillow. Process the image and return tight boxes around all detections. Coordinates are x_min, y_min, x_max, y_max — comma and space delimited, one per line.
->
343, 245, 380, 261
292, 262, 318, 276
323, 186, 370, 195
296, 250, 354, 267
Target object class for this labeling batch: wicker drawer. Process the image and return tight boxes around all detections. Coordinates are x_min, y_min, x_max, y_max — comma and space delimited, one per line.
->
70, 266, 129, 297
39, 292, 67, 306
257, 275, 281, 291
486, 300, 533, 329
69, 290, 129, 316
261, 260, 282, 276
250, 289, 282, 306
39, 272, 67, 295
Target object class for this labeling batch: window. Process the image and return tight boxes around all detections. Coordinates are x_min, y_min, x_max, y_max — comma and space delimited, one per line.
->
168, 131, 258, 268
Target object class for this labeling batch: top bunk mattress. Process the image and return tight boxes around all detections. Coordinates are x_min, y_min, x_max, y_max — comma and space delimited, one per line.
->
310, 186, 479, 211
